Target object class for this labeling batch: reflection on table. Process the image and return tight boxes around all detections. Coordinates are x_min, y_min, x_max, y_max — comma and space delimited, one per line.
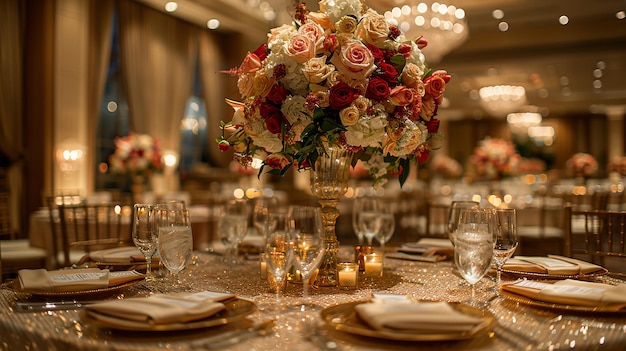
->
1, 246, 625, 350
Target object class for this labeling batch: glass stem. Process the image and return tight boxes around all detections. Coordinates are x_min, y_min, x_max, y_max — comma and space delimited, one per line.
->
145, 255, 152, 280
303, 275, 309, 304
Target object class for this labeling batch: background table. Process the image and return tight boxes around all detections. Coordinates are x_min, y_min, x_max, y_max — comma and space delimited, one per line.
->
1, 247, 625, 350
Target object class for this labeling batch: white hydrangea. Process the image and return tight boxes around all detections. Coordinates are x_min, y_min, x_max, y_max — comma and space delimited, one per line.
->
319, 0, 363, 24
363, 151, 389, 189
344, 110, 388, 148
281, 95, 312, 125
254, 130, 283, 153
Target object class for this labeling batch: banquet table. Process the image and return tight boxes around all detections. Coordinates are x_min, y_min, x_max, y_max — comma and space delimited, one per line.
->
1, 246, 625, 351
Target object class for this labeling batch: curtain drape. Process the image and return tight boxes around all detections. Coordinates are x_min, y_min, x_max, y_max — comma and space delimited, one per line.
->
0, 0, 24, 237
87, 0, 115, 192
198, 29, 231, 168
116, 0, 195, 154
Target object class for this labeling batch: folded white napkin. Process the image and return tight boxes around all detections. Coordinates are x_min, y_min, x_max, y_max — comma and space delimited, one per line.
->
85, 291, 236, 325
87, 246, 143, 263
355, 300, 484, 333
17, 268, 143, 292
502, 279, 626, 310
504, 255, 604, 275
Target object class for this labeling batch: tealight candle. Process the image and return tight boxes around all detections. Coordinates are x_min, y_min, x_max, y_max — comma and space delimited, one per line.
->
259, 253, 267, 278
337, 263, 358, 289
364, 253, 383, 277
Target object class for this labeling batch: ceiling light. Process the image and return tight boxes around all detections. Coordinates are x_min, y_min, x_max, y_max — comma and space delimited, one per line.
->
383, 1, 468, 63
207, 19, 220, 30
479, 85, 527, 117
164, 2, 178, 13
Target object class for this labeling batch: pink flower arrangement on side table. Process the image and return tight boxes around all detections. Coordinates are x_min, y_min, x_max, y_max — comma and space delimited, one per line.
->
607, 156, 626, 176
470, 137, 521, 180
429, 154, 463, 179
566, 152, 598, 177
108, 133, 164, 179
216, 0, 449, 188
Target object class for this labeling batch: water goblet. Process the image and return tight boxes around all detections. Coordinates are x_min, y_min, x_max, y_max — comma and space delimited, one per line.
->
492, 208, 519, 290
264, 212, 293, 312
156, 208, 193, 290
447, 200, 480, 245
252, 196, 279, 237
288, 206, 325, 311
454, 207, 495, 306
131, 204, 157, 282
375, 207, 395, 256
219, 199, 249, 264
354, 195, 381, 246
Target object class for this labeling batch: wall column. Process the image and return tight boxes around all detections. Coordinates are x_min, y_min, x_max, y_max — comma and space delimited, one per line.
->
605, 105, 625, 160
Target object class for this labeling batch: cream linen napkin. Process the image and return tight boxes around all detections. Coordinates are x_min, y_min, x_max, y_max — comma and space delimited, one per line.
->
18, 268, 145, 292
503, 255, 604, 275
355, 301, 484, 333
501, 279, 626, 310
84, 246, 143, 263
85, 291, 236, 325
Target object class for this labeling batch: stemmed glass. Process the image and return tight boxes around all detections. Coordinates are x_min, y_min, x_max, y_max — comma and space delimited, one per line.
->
375, 207, 395, 256
155, 207, 193, 290
354, 195, 381, 246
131, 204, 157, 282
492, 208, 518, 290
264, 212, 293, 311
288, 206, 325, 311
454, 207, 495, 306
447, 200, 480, 245
253, 196, 279, 238
219, 199, 249, 264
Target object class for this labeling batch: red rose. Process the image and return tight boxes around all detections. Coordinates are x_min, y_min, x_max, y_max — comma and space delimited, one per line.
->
378, 62, 398, 85
252, 44, 268, 61
323, 34, 338, 53
417, 149, 430, 163
218, 140, 230, 152
416, 35, 428, 49
266, 84, 289, 104
265, 112, 283, 134
426, 118, 440, 133
366, 44, 384, 62
329, 82, 359, 110
365, 76, 390, 101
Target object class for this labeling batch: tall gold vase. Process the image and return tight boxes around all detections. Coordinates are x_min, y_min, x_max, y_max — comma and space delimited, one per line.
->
309, 145, 353, 287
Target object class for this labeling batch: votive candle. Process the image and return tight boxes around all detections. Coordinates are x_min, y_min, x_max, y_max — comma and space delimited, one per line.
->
364, 253, 383, 277
337, 263, 358, 289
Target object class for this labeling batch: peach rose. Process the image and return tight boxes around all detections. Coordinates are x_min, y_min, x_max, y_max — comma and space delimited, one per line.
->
287, 34, 315, 64
401, 63, 424, 89
330, 40, 376, 80
237, 72, 255, 98
389, 86, 416, 106
307, 12, 334, 30
420, 96, 437, 121
424, 74, 447, 104
238, 53, 262, 74
339, 105, 360, 126
253, 70, 275, 97
354, 9, 389, 45
302, 55, 334, 84
335, 16, 357, 34
311, 89, 330, 108
298, 22, 326, 51
353, 96, 370, 113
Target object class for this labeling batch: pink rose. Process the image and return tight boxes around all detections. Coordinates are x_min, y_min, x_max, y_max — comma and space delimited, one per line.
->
330, 40, 375, 80
238, 53, 262, 74
389, 86, 415, 106
287, 34, 315, 64
424, 74, 447, 104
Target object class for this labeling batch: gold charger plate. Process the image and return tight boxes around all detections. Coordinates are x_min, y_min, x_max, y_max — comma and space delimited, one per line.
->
500, 267, 608, 280
500, 290, 626, 314
320, 300, 495, 342
6, 279, 142, 299
80, 298, 256, 331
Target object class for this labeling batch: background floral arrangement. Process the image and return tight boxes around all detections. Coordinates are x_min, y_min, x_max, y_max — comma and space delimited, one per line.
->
429, 154, 463, 179
517, 157, 547, 174
217, 0, 447, 187
607, 156, 626, 176
108, 133, 164, 177
565, 152, 598, 177
469, 137, 521, 180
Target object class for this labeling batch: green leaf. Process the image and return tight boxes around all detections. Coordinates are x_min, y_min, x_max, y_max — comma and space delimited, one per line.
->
398, 158, 411, 187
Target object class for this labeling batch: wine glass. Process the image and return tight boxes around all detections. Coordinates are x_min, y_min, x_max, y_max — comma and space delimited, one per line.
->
156, 199, 186, 210
264, 212, 294, 311
447, 200, 480, 245
492, 208, 518, 290
354, 195, 381, 246
253, 196, 279, 237
156, 208, 193, 289
288, 206, 325, 311
375, 207, 395, 256
219, 199, 249, 264
454, 207, 495, 306
131, 204, 157, 282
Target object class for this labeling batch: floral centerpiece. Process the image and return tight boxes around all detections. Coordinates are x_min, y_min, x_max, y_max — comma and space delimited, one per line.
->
108, 133, 164, 183
469, 137, 521, 180
217, 0, 448, 188
565, 152, 598, 177
607, 156, 626, 176
429, 154, 463, 179
517, 157, 547, 174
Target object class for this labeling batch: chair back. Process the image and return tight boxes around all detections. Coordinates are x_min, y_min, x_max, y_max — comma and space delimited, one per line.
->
564, 204, 626, 276
424, 201, 450, 239
54, 202, 130, 267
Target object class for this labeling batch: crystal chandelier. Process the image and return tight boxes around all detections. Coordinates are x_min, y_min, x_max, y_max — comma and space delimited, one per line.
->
382, 1, 468, 63
479, 85, 527, 117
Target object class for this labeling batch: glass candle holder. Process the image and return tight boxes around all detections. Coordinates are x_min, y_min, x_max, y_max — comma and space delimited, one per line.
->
363, 253, 383, 277
259, 252, 267, 279
337, 263, 359, 289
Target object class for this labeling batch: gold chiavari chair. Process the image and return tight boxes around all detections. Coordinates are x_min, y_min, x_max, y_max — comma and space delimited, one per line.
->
564, 204, 626, 277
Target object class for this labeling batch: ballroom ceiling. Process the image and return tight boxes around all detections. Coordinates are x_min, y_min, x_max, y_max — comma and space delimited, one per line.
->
139, 0, 626, 120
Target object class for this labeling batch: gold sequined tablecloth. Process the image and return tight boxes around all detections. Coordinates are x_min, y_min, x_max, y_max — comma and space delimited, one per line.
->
1, 248, 626, 351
